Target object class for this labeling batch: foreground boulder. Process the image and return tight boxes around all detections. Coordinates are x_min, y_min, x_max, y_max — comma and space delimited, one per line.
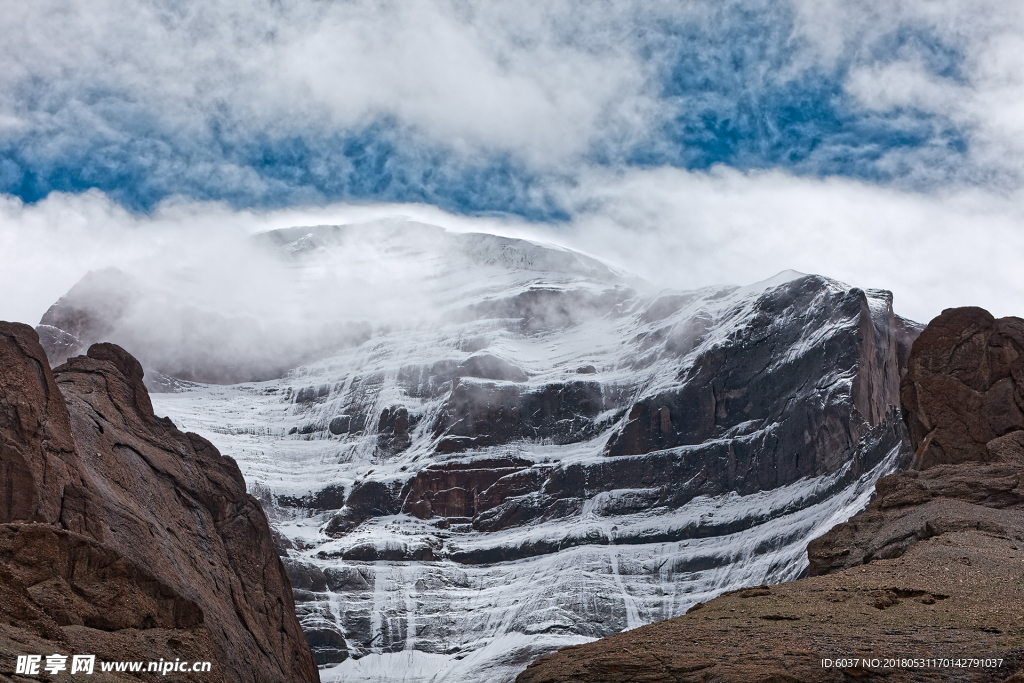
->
0, 323, 319, 682
516, 307, 1024, 683
900, 307, 1024, 469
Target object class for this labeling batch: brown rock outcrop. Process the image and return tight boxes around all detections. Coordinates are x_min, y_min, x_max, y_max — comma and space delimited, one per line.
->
806, 440, 1024, 576
0, 322, 82, 528
0, 323, 319, 682
901, 307, 1024, 469
515, 307, 1024, 683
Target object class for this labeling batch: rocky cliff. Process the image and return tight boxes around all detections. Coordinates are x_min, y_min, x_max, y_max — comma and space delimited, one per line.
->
71, 223, 918, 682
0, 323, 319, 682
516, 306, 1024, 683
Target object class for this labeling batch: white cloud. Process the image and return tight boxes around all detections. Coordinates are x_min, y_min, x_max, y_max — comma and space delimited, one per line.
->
0, 0, 661, 170
4, 0, 1024, 194
1, 1, 1023, 335
795, 0, 1024, 184
2, 171, 1022, 333
555, 166, 1024, 323
846, 61, 961, 113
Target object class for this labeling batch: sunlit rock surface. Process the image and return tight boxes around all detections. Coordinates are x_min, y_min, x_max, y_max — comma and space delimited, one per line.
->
0, 324, 318, 683
48, 220, 915, 682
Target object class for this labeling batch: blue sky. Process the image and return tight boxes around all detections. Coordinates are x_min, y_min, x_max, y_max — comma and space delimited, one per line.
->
1, 0, 1023, 324
0, 1, 1005, 216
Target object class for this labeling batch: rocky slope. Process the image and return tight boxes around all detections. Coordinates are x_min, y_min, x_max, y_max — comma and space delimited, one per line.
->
33, 221, 913, 682
516, 306, 1024, 683
0, 323, 319, 682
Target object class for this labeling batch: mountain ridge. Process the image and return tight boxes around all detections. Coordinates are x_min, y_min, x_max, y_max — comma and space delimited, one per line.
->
33, 221, 922, 682
94, 224, 916, 682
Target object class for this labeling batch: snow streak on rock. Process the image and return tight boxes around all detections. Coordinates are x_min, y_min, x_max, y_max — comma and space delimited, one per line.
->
148, 220, 911, 682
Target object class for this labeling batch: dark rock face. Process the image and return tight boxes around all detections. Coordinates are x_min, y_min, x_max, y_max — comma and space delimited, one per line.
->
607, 279, 900, 469
462, 287, 635, 333
34, 324, 86, 368
278, 484, 347, 511
434, 278, 906, 478
377, 405, 416, 456
328, 415, 351, 434
514, 306, 1024, 683
0, 323, 319, 683
324, 480, 403, 537
432, 379, 605, 453
38, 268, 136, 352
387, 277, 905, 553
307, 276, 907, 578
399, 458, 535, 521
328, 413, 366, 435
398, 354, 530, 400
901, 306, 1024, 469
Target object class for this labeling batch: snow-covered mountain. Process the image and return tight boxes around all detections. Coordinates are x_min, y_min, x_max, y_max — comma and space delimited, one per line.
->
40, 219, 918, 683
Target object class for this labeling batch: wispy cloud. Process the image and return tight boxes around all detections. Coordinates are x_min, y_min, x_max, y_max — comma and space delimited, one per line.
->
2, 0, 1022, 212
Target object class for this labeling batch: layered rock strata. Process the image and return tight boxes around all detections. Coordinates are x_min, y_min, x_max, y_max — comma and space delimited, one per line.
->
516, 307, 1024, 683
144, 227, 917, 682
43, 223, 926, 681
0, 323, 318, 682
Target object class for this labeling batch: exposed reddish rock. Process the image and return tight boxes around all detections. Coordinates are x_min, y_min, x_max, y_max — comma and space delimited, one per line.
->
810, 307, 1024, 575
901, 307, 1024, 469
398, 458, 535, 520
0, 323, 318, 682
0, 322, 82, 528
431, 378, 603, 454
807, 433, 1024, 577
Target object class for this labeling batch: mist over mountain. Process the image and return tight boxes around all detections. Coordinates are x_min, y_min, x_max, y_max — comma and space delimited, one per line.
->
4, 0, 1024, 331
33, 220, 925, 682
36, 219, 631, 385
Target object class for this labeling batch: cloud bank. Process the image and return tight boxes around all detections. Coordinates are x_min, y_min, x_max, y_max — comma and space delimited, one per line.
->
1, 0, 1022, 335
2, 173, 1021, 333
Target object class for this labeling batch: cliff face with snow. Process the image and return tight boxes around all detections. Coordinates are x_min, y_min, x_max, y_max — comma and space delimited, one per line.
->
39, 220, 916, 683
